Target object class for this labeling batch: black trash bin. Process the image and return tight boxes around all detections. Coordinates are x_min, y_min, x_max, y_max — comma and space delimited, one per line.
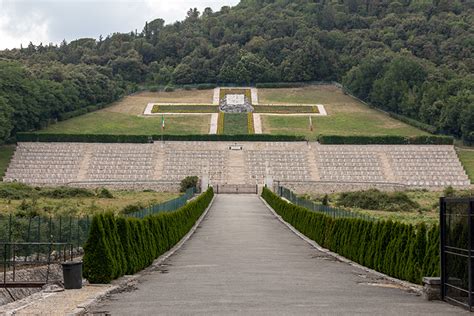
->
62, 261, 83, 289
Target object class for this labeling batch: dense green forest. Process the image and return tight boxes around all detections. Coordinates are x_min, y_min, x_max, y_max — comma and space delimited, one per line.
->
0, 0, 472, 143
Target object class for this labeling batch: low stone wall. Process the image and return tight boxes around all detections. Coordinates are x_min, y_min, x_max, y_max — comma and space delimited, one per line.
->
68, 181, 181, 192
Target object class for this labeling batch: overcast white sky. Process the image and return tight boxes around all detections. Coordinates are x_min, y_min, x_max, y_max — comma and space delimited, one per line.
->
0, 0, 239, 49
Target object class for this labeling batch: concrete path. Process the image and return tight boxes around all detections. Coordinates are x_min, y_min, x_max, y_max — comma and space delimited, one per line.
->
91, 195, 465, 315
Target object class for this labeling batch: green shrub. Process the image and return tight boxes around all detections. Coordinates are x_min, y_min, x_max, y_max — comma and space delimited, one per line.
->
83, 214, 116, 284
16, 132, 305, 143
261, 187, 438, 284
336, 189, 420, 212
0, 183, 35, 199
317, 134, 453, 145
164, 85, 175, 92
255, 82, 305, 89
97, 188, 114, 199
197, 83, 217, 90
83, 187, 214, 283
38, 187, 95, 199
180, 176, 198, 192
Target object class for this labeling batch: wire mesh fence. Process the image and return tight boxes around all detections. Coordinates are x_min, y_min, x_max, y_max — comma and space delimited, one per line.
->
278, 186, 376, 221
125, 187, 195, 219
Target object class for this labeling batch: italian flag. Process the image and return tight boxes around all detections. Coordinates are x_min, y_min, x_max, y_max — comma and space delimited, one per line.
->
161, 115, 165, 130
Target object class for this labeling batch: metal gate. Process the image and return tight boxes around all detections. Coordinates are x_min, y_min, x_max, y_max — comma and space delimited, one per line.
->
215, 184, 259, 194
440, 197, 474, 310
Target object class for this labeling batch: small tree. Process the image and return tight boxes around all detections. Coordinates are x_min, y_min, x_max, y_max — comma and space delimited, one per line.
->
180, 176, 199, 192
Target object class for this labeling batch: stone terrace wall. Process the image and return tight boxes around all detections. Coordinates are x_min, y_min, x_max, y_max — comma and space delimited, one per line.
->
3, 142, 471, 192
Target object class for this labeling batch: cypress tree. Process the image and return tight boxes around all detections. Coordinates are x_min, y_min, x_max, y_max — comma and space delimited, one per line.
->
83, 215, 115, 283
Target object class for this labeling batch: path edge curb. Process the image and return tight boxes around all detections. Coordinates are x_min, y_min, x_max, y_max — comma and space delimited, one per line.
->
70, 195, 217, 315
259, 196, 424, 295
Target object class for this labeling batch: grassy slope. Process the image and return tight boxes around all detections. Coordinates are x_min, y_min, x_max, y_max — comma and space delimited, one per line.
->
223, 113, 248, 134
458, 149, 474, 183
0, 145, 15, 179
0, 187, 178, 217
40, 112, 210, 135
105, 89, 214, 115
259, 85, 428, 139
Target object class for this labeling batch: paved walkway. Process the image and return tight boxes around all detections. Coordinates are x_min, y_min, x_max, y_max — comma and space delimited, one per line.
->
91, 195, 465, 315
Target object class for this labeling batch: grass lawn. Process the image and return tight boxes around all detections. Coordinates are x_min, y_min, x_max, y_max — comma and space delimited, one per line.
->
254, 105, 318, 113
152, 105, 218, 113
0, 183, 179, 217
458, 149, 474, 183
40, 112, 210, 135
223, 113, 248, 134
0, 145, 15, 180
309, 189, 474, 226
259, 85, 428, 138
105, 89, 214, 115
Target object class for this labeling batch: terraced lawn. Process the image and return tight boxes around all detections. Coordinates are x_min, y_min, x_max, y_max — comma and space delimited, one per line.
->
40, 112, 210, 135
105, 89, 214, 115
458, 149, 474, 183
0, 145, 15, 180
259, 85, 428, 138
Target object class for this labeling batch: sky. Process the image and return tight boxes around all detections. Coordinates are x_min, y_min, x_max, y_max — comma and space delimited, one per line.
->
0, 0, 239, 49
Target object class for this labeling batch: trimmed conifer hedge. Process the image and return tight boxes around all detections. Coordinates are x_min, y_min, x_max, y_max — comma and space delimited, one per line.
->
16, 132, 305, 143
261, 187, 439, 284
83, 187, 214, 283
318, 134, 454, 145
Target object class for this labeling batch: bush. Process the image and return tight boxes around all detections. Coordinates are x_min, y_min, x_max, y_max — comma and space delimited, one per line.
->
336, 189, 419, 212
83, 187, 214, 283
121, 202, 145, 215
38, 187, 95, 199
180, 176, 198, 192
197, 83, 217, 90
317, 134, 454, 145
0, 183, 35, 199
97, 188, 114, 199
255, 82, 305, 89
164, 85, 175, 92
261, 187, 438, 284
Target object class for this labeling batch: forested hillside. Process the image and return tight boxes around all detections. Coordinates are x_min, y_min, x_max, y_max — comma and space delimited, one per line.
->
0, 0, 472, 142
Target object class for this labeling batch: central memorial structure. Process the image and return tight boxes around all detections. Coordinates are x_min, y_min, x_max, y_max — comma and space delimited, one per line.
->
219, 90, 254, 113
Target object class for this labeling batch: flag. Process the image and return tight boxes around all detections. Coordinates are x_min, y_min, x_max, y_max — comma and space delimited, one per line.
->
161, 114, 165, 130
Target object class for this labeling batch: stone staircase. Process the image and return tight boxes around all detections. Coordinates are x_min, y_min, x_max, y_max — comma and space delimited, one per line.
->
226, 149, 247, 184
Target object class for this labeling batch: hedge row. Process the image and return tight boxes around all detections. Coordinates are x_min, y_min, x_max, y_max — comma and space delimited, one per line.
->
255, 82, 306, 89
262, 188, 439, 284
317, 134, 454, 145
16, 132, 306, 143
83, 187, 214, 283
388, 112, 438, 134
17, 133, 150, 143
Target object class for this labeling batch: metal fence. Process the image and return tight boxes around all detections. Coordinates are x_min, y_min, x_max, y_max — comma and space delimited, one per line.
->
215, 184, 259, 194
278, 186, 376, 221
126, 187, 195, 219
440, 197, 474, 311
0, 214, 90, 247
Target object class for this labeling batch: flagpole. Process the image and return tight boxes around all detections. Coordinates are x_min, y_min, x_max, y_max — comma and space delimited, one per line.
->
161, 114, 164, 144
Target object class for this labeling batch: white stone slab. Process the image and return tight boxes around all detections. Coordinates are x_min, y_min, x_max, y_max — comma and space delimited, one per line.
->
253, 114, 262, 134
225, 94, 245, 105
209, 113, 219, 135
